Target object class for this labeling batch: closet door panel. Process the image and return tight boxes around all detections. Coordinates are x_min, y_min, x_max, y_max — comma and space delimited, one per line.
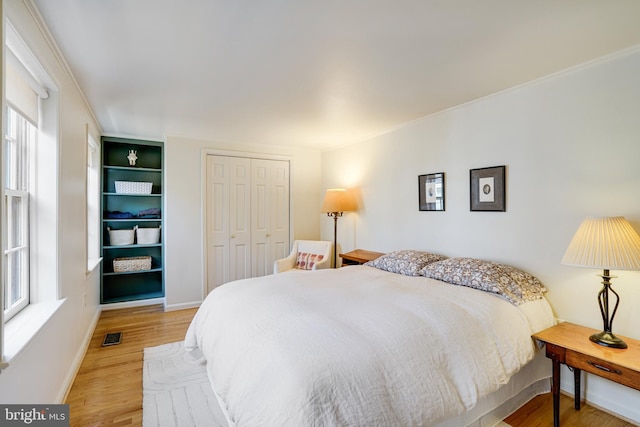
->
206, 155, 230, 293
251, 159, 270, 277
269, 160, 290, 270
229, 157, 251, 281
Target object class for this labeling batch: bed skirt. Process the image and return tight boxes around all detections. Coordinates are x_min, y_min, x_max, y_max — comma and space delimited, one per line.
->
435, 349, 551, 427
208, 349, 551, 427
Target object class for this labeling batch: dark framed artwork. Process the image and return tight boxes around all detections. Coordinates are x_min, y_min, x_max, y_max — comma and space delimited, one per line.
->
418, 172, 445, 211
470, 165, 506, 212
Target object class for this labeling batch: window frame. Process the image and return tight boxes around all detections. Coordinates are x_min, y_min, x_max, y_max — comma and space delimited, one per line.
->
3, 18, 59, 327
3, 189, 29, 319
86, 132, 101, 273
3, 105, 36, 321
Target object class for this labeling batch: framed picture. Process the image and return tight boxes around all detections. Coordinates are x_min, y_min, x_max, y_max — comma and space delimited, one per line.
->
418, 172, 445, 211
470, 165, 506, 211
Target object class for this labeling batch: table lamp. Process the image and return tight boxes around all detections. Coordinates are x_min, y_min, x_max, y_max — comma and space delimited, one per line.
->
561, 216, 640, 348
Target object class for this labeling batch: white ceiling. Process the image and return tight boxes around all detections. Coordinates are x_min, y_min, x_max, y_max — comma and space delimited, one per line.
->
32, 0, 640, 150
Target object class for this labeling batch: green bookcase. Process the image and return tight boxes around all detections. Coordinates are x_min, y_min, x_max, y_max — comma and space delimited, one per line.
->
100, 136, 164, 304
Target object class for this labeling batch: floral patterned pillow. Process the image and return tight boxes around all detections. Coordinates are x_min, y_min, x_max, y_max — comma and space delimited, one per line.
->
295, 252, 324, 270
419, 257, 547, 305
364, 250, 447, 276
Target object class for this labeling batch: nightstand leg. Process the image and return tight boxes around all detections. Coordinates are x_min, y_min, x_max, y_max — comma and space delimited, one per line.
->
573, 367, 581, 410
552, 359, 561, 427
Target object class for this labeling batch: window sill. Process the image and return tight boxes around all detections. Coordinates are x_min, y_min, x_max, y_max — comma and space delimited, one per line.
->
3, 299, 66, 362
86, 257, 103, 276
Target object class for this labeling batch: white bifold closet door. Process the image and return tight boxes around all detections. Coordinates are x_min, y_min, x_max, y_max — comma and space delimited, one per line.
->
206, 155, 290, 294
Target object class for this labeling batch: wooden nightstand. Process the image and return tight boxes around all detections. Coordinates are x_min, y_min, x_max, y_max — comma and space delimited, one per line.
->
533, 322, 640, 427
339, 249, 384, 266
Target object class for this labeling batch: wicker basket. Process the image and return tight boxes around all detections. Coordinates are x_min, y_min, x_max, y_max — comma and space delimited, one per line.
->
115, 181, 152, 194
113, 256, 152, 272
137, 225, 161, 244
108, 226, 137, 246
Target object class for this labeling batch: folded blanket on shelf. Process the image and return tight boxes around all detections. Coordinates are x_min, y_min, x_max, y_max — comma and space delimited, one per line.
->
138, 208, 161, 218
104, 211, 134, 219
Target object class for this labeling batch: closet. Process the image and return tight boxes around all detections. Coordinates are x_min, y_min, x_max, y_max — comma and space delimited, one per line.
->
205, 155, 290, 293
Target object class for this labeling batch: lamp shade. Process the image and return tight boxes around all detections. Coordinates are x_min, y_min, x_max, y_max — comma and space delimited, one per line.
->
321, 188, 356, 213
561, 216, 640, 270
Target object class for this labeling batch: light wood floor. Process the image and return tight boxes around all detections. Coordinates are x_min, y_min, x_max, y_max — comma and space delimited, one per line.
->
65, 305, 197, 426
66, 305, 635, 427
504, 393, 635, 427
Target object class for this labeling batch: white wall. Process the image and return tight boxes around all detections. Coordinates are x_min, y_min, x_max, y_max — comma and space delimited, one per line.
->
3, 0, 638, 419
0, 1, 102, 403
163, 136, 322, 309
321, 47, 640, 422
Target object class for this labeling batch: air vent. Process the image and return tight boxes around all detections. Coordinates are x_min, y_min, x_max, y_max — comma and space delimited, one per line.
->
102, 332, 122, 346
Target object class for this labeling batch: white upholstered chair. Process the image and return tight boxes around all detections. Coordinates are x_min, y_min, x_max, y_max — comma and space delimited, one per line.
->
273, 240, 333, 273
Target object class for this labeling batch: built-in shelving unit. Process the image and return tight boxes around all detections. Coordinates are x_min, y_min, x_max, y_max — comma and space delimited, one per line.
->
101, 136, 164, 304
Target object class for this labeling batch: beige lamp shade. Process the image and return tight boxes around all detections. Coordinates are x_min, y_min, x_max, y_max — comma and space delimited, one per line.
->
561, 216, 640, 270
321, 188, 356, 213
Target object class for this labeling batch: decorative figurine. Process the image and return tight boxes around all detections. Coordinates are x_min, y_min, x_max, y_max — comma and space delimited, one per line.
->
127, 149, 138, 166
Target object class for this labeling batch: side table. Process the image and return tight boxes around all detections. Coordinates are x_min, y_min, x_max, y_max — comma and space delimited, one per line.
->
339, 249, 384, 266
533, 321, 640, 427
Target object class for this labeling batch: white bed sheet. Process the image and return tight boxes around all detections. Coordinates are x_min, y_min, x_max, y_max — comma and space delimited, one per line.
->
185, 265, 555, 426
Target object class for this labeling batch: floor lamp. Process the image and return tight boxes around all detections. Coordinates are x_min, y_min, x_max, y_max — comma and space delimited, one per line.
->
321, 188, 356, 268
561, 216, 640, 348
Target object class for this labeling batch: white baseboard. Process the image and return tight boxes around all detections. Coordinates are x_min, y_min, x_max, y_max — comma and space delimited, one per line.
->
164, 301, 202, 312
100, 297, 165, 311
56, 307, 102, 403
54, 298, 200, 404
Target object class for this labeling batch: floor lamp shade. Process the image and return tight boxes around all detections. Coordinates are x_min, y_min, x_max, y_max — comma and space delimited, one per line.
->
321, 188, 356, 214
561, 216, 640, 348
321, 189, 356, 268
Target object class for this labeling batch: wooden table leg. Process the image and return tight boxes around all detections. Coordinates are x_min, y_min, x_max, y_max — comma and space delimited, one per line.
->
552, 358, 561, 427
574, 367, 581, 410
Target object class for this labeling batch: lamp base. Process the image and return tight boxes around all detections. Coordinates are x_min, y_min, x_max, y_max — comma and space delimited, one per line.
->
589, 331, 628, 349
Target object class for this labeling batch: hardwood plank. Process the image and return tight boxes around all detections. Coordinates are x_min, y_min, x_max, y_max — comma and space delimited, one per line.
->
505, 392, 635, 426
65, 305, 197, 427
66, 304, 634, 426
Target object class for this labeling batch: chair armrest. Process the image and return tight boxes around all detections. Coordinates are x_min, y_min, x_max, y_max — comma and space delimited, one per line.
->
311, 256, 332, 270
274, 252, 297, 273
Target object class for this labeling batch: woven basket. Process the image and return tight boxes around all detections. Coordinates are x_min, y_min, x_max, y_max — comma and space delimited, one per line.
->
137, 225, 161, 244
113, 256, 152, 272
108, 226, 137, 246
115, 181, 152, 194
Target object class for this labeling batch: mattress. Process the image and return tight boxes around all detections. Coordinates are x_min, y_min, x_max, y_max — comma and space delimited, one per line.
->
185, 264, 555, 426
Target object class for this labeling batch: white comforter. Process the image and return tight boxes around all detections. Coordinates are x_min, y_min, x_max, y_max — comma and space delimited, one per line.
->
184, 265, 555, 427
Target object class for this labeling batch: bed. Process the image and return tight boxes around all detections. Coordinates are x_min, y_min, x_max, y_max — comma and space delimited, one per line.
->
185, 251, 556, 427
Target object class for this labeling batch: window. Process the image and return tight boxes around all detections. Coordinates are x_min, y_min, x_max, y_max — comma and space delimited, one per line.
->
3, 107, 36, 320
3, 20, 58, 328
87, 133, 101, 271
